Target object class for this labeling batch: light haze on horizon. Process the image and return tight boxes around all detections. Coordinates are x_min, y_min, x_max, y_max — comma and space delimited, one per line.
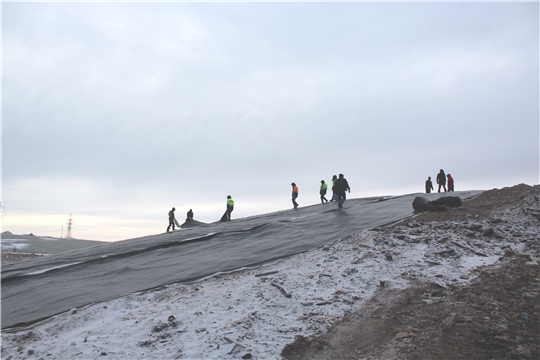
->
2, 2, 538, 241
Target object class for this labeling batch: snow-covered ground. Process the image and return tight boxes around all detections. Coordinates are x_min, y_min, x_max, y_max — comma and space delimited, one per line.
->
0, 239, 33, 252
2, 192, 539, 360
1, 235, 104, 256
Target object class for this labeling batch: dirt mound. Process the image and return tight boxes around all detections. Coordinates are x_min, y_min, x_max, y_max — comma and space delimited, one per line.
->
397, 183, 537, 224
284, 184, 540, 360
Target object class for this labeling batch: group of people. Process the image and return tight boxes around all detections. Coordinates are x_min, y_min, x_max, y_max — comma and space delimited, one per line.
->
166, 196, 235, 232
167, 207, 194, 232
167, 170, 458, 231
292, 173, 351, 209
166, 174, 352, 232
425, 169, 455, 193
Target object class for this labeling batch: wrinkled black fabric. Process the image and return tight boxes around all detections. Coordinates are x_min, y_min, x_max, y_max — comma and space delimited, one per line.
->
412, 196, 463, 212
180, 219, 208, 229
2, 191, 479, 330
220, 210, 228, 222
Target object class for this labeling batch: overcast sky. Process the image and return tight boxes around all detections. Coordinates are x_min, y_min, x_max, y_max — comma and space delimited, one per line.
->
2, 1, 538, 241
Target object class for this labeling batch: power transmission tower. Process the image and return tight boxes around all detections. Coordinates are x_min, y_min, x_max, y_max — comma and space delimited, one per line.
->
65, 214, 74, 239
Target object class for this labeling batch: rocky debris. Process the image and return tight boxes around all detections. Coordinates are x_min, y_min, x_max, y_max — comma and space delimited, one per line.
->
285, 251, 540, 359
351, 250, 376, 264
151, 318, 180, 332
282, 335, 310, 356
1, 252, 44, 265
341, 268, 358, 277
439, 313, 456, 333
397, 253, 539, 360
271, 279, 292, 298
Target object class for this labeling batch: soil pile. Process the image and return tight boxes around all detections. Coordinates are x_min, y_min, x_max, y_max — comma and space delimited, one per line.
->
284, 184, 539, 360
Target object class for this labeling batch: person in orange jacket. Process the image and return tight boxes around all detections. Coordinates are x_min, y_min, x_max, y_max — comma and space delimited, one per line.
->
291, 182, 299, 209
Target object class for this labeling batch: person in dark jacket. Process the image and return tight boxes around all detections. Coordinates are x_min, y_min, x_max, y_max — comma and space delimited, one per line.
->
436, 169, 447, 193
186, 209, 194, 221
291, 183, 299, 209
425, 177, 434, 193
334, 174, 350, 208
447, 174, 455, 192
166, 207, 176, 232
320, 180, 329, 203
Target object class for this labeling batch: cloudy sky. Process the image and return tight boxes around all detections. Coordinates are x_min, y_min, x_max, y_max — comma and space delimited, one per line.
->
2, 1, 538, 241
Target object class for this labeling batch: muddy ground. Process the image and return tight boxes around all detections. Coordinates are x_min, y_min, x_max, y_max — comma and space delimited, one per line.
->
283, 184, 540, 360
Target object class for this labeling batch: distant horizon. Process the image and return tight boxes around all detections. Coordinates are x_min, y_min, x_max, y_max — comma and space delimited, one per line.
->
2, 181, 537, 242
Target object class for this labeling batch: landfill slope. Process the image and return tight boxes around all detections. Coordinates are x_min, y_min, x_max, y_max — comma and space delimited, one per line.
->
1, 191, 479, 329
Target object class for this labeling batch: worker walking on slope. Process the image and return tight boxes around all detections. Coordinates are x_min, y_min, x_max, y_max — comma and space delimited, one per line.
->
334, 174, 351, 209
291, 183, 299, 209
330, 175, 337, 201
226, 195, 234, 221
166, 207, 176, 232
320, 180, 329, 203
437, 169, 447, 193
425, 176, 434, 193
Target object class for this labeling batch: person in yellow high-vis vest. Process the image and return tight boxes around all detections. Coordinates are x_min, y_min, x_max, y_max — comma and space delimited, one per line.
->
226, 195, 234, 221
320, 180, 329, 203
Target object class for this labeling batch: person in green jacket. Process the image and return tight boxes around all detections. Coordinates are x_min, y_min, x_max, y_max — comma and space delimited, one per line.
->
320, 180, 329, 203
330, 175, 338, 202
226, 195, 234, 221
